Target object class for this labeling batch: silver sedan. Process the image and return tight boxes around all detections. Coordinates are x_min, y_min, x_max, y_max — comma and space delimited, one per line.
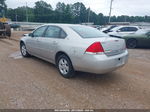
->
20, 24, 128, 78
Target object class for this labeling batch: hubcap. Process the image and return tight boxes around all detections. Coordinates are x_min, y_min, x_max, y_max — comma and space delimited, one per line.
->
21, 45, 27, 56
58, 58, 69, 75
128, 40, 136, 48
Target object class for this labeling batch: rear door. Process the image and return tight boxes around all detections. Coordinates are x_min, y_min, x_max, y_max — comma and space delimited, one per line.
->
38, 26, 67, 61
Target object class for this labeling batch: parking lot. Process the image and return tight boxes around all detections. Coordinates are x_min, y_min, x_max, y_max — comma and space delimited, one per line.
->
0, 31, 150, 109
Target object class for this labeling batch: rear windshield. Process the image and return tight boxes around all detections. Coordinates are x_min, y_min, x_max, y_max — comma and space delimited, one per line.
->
71, 26, 108, 38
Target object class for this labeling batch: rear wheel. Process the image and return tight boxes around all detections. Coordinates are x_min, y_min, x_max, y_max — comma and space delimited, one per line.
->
20, 43, 30, 57
56, 54, 75, 78
126, 39, 137, 48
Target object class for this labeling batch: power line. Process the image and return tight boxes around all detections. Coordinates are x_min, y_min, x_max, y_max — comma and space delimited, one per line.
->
26, 2, 28, 22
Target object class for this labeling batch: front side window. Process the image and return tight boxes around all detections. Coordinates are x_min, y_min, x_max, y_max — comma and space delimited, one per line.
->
44, 26, 61, 38
71, 26, 108, 38
33, 26, 47, 37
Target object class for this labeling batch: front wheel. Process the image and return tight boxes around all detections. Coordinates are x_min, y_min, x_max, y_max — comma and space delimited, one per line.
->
126, 39, 137, 49
56, 54, 75, 78
20, 43, 30, 57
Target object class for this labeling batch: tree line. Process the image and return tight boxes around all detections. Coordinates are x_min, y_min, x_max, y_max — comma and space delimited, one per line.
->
1, 0, 150, 25
0, 0, 7, 17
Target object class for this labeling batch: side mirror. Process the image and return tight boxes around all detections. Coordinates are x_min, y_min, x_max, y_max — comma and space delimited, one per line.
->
29, 33, 33, 37
23, 34, 29, 36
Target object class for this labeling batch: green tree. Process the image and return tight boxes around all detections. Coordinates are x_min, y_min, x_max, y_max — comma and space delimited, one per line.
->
56, 2, 66, 12
55, 2, 66, 23
55, 3, 73, 23
72, 2, 87, 23
144, 16, 150, 22
6, 7, 34, 22
64, 4, 73, 23
6, 7, 26, 21
34, 0, 53, 22
5, 1, 150, 24
0, 0, 7, 17
98, 13, 105, 25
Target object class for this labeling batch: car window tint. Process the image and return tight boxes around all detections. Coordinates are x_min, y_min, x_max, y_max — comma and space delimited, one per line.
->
44, 26, 61, 38
128, 27, 138, 31
60, 30, 67, 38
33, 26, 47, 37
71, 26, 108, 38
119, 27, 128, 32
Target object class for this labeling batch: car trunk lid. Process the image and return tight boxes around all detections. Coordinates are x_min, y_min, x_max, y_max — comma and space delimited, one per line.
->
85, 37, 126, 56
101, 37, 126, 56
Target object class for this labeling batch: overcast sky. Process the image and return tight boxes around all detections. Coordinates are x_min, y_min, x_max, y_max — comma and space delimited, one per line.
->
6, 0, 150, 16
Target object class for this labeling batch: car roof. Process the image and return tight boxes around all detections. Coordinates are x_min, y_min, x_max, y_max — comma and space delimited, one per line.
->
42, 24, 82, 27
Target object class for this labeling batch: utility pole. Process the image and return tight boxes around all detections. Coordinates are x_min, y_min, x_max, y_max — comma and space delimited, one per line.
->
88, 7, 91, 23
26, 2, 28, 22
108, 0, 113, 23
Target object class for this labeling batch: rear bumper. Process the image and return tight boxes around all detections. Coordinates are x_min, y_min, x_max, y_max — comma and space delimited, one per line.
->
74, 50, 128, 74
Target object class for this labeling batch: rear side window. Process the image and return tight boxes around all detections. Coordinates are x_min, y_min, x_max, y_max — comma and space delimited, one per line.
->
44, 26, 61, 38
60, 30, 67, 38
44, 26, 67, 38
71, 26, 108, 38
128, 27, 138, 31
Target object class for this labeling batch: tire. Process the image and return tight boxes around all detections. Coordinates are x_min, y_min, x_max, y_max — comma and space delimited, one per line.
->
56, 54, 75, 78
4, 24, 11, 37
126, 39, 137, 49
20, 43, 30, 57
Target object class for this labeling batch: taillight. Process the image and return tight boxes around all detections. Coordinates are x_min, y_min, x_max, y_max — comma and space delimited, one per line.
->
85, 42, 104, 54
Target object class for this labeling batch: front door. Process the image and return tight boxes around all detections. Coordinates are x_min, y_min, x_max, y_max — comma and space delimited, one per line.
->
26, 26, 48, 56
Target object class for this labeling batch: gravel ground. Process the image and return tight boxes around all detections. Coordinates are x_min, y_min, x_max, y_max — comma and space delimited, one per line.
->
0, 31, 150, 109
